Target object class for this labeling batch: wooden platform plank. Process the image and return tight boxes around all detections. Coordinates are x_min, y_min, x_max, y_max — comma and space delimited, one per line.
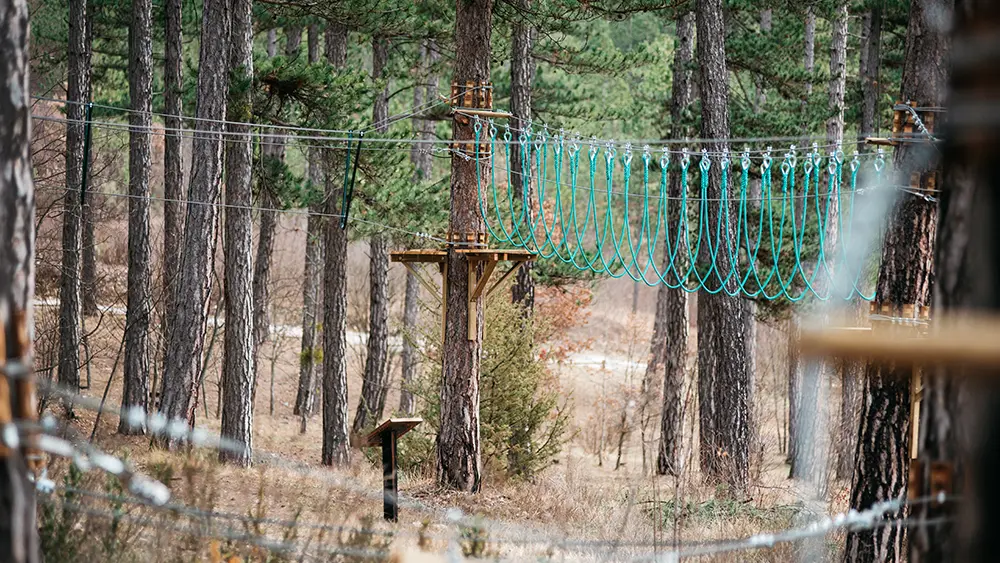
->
360, 417, 424, 447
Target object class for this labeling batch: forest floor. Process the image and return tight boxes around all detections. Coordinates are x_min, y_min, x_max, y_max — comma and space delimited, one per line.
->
34, 232, 851, 561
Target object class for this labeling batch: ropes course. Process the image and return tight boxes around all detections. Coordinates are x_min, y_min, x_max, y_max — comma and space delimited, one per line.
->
31, 97, 905, 302
471, 116, 894, 300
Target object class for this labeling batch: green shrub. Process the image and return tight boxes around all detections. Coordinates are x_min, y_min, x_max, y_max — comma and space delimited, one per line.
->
406, 298, 572, 480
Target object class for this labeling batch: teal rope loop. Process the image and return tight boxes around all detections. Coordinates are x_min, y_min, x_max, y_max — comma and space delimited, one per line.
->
476, 131, 888, 301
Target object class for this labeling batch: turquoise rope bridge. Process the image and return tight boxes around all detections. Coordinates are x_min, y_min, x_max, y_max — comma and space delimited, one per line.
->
471, 118, 890, 301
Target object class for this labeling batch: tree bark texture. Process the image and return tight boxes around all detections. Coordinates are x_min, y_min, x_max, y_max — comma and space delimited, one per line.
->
120, 0, 153, 435
285, 25, 302, 58
162, 0, 184, 352
845, 1, 949, 560
804, 9, 815, 91
321, 22, 351, 466
0, 0, 41, 557
252, 188, 277, 377
439, 0, 492, 492
837, 302, 865, 480
295, 24, 325, 420
266, 28, 276, 58
252, 28, 297, 380
399, 268, 419, 415
754, 9, 771, 111
59, 0, 90, 408
295, 196, 323, 418
510, 0, 535, 311
861, 7, 883, 138
695, 0, 755, 498
787, 316, 800, 463
923, 5, 1000, 562
654, 10, 694, 477
827, 0, 849, 144
400, 39, 439, 416
790, 5, 849, 482
307, 24, 319, 63
159, 0, 231, 430
356, 236, 390, 432
79, 10, 96, 319
219, 0, 255, 467
355, 36, 391, 434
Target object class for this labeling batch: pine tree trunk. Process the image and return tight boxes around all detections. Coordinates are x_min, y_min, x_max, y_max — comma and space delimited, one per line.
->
219, 0, 255, 467
754, 10, 771, 111
802, 7, 816, 127
825, 0, 854, 483
162, 0, 184, 357
79, 8, 96, 319
356, 236, 390, 432
827, 1, 849, 144
837, 302, 864, 480
786, 316, 800, 463
439, 0, 492, 492
59, 0, 90, 413
266, 29, 276, 58
844, 1, 948, 560
119, 0, 153, 435
354, 36, 391, 433
695, 0, 754, 498
790, 0, 850, 486
285, 25, 302, 58
252, 29, 295, 387
860, 7, 882, 139
321, 22, 351, 466
654, 10, 694, 477
0, 0, 41, 555
159, 0, 231, 430
510, 0, 535, 311
917, 5, 997, 560
400, 40, 438, 416
252, 188, 277, 378
307, 24, 319, 63
399, 267, 419, 415
295, 25, 324, 421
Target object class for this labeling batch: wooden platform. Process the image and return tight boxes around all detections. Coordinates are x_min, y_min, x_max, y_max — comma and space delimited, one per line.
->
389, 247, 537, 340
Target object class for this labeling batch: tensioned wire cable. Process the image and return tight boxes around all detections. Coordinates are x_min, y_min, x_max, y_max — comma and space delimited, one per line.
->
472, 117, 890, 300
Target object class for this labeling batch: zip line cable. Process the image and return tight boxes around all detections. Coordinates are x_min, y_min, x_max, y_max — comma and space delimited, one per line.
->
32, 96, 924, 149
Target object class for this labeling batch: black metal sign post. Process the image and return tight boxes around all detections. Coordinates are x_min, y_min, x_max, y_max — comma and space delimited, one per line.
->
381, 429, 397, 521
362, 418, 422, 522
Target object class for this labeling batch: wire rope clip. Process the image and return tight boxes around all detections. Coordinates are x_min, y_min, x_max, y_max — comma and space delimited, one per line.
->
892, 100, 936, 142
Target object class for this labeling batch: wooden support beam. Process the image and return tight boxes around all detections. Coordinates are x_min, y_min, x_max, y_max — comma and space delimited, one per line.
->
392, 247, 534, 342
401, 263, 442, 307
467, 260, 477, 341
469, 258, 498, 301
485, 263, 523, 300
865, 137, 897, 146
452, 108, 514, 119
442, 261, 448, 345
390, 249, 447, 263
